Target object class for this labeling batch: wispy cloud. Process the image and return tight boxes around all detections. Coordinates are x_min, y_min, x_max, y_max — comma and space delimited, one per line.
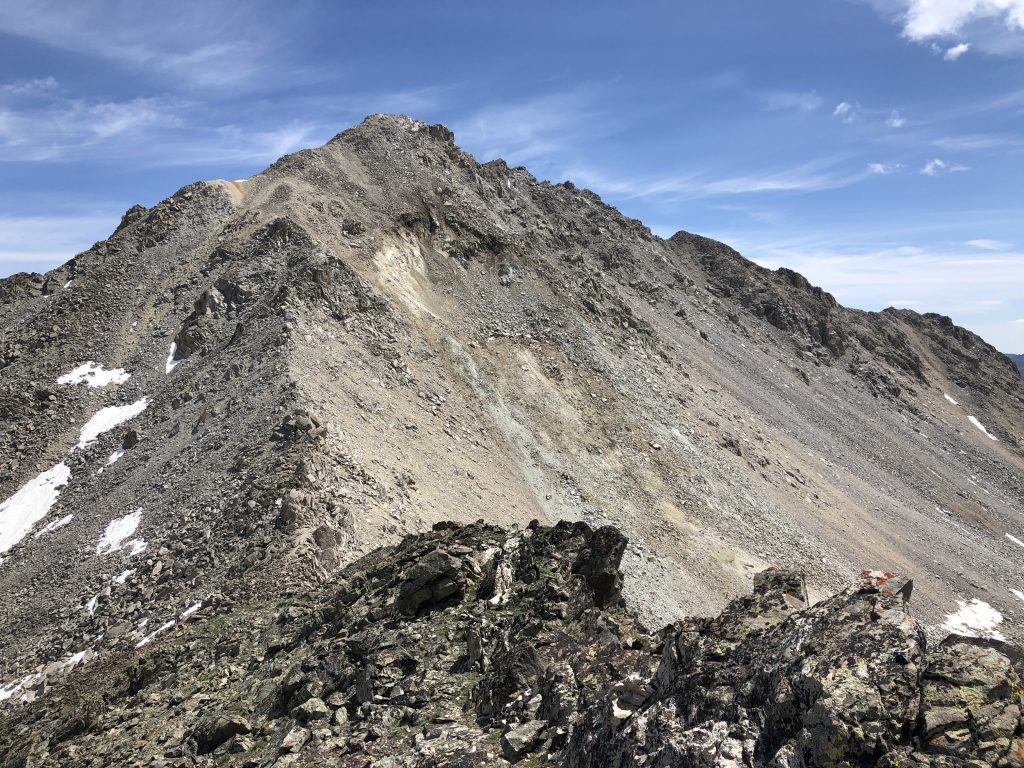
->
0, 212, 122, 269
966, 238, 1012, 250
453, 90, 613, 170
868, 162, 903, 174
730, 233, 1024, 349
886, 109, 907, 127
921, 157, 969, 175
760, 90, 823, 112
1, 76, 58, 96
566, 159, 875, 201
931, 133, 1020, 150
833, 101, 858, 123
0, 1, 273, 89
0, 96, 182, 160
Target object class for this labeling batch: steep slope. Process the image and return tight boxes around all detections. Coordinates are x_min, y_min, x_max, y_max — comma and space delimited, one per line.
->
1, 116, 1022, 707
1, 521, 1020, 767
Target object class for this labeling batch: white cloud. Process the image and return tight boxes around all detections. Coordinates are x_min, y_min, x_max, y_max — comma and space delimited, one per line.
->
921, 157, 970, 174
966, 238, 1012, 249
761, 90, 823, 112
833, 101, 858, 123
0, 1, 272, 89
0, 76, 58, 96
868, 162, 903, 174
931, 133, 1019, 150
945, 41, 972, 59
454, 91, 612, 170
565, 158, 876, 201
0, 213, 122, 270
902, 0, 1024, 41
886, 110, 907, 127
724, 234, 1024, 350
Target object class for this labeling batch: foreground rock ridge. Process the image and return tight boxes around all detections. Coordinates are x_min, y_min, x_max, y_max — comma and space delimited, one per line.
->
0, 521, 1020, 767
0, 114, 1022, 753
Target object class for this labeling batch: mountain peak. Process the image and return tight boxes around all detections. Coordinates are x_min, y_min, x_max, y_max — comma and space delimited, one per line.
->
1, 117, 1021, 759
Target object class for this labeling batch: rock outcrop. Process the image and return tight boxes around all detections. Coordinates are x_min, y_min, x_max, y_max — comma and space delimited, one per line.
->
1, 522, 1019, 767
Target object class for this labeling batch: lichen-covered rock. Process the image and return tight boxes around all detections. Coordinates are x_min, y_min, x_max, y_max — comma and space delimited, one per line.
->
0, 521, 1019, 768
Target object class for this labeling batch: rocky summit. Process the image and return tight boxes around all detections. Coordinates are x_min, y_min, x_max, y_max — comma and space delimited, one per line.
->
0, 520, 1021, 767
1, 115, 1023, 765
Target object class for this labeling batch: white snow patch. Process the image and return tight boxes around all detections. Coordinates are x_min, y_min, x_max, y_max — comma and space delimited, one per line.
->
181, 601, 202, 619
57, 362, 130, 388
63, 280, 72, 289
1011, 588, 1024, 603
943, 393, 958, 405
967, 415, 998, 441
96, 509, 142, 555
97, 447, 125, 475
76, 398, 148, 449
0, 673, 41, 703
34, 513, 73, 538
165, 342, 180, 373
128, 539, 147, 556
0, 462, 71, 554
136, 619, 175, 648
114, 568, 135, 584
85, 595, 98, 615
1006, 533, 1024, 548
0, 649, 92, 704
943, 598, 1005, 641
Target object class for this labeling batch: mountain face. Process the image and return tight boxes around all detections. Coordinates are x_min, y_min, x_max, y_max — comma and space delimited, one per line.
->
0, 115, 1022, 759
1009, 353, 1024, 377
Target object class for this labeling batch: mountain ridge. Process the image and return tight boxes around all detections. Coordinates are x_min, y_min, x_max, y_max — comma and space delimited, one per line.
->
1, 115, 1022, 729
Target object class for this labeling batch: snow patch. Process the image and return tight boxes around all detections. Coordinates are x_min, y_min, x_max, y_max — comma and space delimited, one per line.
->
1006, 533, 1024, 549
0, 649, 93, 704
85, 595, 98, 615
967, 415, 998, 441
165, 342, 180, 373
57, 362, 130, 388
0, 462, 71, 554
943, 598, 1005, 641
128, 539, 147, 556
97, 447, 126, 475
96, 509, 142, 555
0, 673, 41, 703
181, 601, 202, 619
1011, 589, 1024, 604
943, 393, 958, 405
136, 619, 175, 648
76, 398, 148, 449
34, 513, 73, 538
114, 568, 135, 584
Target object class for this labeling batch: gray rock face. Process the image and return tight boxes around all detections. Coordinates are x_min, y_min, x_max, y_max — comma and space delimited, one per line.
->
0, 521, 1019, 767
0, 114, 1022, 763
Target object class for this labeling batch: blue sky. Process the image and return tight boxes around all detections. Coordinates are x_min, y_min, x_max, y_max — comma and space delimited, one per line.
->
1, 1, 1022, 352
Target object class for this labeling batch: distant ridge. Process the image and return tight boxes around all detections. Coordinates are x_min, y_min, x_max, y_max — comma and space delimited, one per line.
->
1009, 352, 1024, 377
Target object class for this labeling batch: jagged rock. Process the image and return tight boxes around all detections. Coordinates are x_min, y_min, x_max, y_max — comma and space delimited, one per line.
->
501, 719, 547, 761
192, 714, 251, 754
1, 521, 1019, 768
